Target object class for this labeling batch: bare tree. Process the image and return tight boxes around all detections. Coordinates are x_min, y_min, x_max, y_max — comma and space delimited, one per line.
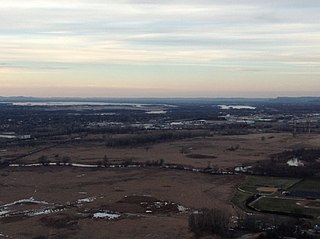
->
189, 208, 230, 238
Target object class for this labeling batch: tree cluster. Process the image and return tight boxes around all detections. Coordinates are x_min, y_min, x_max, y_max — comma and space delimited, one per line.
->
189, 208, 230, 238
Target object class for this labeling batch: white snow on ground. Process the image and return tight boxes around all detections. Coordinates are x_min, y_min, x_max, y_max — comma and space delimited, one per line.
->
287, 158, 304, 167
8, 164, 20, 167
178, 205, 188, 213
1, 197, 49, 208
24, 164, 41, 167
0, 208, 64, 218
27, 208, 64, 216
71, 163, 98, 168
0, 210, 10, 216
93, 211, 120, 220
27, 209, 53, 216
77, 197, 96, 204
235, 166, 253, 173
10, 163, 98, 168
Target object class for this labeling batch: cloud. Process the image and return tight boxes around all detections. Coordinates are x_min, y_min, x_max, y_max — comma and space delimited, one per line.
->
0, 0, 319, 96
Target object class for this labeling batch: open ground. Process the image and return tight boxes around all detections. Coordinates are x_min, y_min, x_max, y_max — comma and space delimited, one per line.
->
2, 131, 320, 238
0, 167, 241, 239
4, 132, 320, 169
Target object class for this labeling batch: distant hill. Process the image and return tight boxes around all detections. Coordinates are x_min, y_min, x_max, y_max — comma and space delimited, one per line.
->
269, 97, 320, 104
0, 96, 269, 105
1, 96, 320, 105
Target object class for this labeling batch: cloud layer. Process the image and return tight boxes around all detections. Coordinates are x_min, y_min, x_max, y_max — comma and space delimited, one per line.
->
1, 0, 320, 97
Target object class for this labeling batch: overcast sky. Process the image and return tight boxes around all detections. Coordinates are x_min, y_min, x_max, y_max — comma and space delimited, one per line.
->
1, 0, 320, 97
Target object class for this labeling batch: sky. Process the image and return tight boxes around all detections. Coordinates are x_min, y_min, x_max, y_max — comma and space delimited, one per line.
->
1, 0, 320, 98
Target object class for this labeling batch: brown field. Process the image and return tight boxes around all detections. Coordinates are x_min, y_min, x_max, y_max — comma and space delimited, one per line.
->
2, 132, 320, 238
6, 132, 320, 169
0, 167, 241, 239
256, 187, 278, 194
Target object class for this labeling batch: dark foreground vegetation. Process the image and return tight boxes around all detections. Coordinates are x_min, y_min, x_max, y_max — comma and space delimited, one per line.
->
254, 148, 320, 178
189, 208, 319, 239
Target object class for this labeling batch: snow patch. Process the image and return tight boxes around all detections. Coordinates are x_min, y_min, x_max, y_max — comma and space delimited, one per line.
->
27, 208, 64, 216
77, 197, 96, 204
93, 211, 120, 220
71, 163, 98, 168
178, 205, 188, 213
287, 158, 304, 167
0, 210, 10, 216
1, 197, 49, 208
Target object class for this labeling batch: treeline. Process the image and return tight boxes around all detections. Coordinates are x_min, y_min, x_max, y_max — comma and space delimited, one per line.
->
104, 131, 210, 147
238, 214, 315, 239
250, 148, 320, 178
189, 208, 230, 238
188, 208, 316, 239
253, 161, 319, 178
271, 148, 320, 163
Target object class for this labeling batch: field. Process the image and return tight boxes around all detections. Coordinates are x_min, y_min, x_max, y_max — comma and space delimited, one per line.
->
0, 167, 241, 239
2, 131, 320, 238
251, 197, 320, 219
4, 132, 320, 170
290, 179, 320, 193
238, 176, 300, 194
234, 175, 320, 222
232, 175, 300, 213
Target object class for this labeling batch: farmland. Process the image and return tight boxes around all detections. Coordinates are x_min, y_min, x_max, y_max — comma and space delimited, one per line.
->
1, 99, 320, 238
0, 167, 241, 239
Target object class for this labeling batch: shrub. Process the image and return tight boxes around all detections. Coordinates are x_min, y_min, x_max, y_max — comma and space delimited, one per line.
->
189, 208, 230, 238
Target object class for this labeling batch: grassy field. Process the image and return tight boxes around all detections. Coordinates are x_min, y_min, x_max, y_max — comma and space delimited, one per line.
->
238, 176, 301, 194
233, 175, 320, 222
252, 197, 320, 219
290, 179, 320, 192
233, 175, 300, 213
5, 132, 320, 169
231, 190, 253, 212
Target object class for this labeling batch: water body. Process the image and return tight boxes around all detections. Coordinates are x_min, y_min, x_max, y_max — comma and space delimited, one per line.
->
7, 102, 145, 107
145, 110, 167, 114
0, 134, 16, 139
218, 105, 256, 110
2, 101, 176, 108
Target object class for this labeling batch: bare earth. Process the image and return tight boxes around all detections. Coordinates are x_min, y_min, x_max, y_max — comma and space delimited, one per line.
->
0, 167, 241, 239
2, 132, 320, 238
10, 133, 320, 168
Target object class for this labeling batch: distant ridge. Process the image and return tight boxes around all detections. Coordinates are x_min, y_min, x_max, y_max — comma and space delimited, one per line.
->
1, 96, 320, 105
270, 97, 320, 104
0, 96, 269, 105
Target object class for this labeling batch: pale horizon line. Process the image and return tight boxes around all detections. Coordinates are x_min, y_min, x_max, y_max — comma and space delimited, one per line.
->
1, 95, 320, 100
